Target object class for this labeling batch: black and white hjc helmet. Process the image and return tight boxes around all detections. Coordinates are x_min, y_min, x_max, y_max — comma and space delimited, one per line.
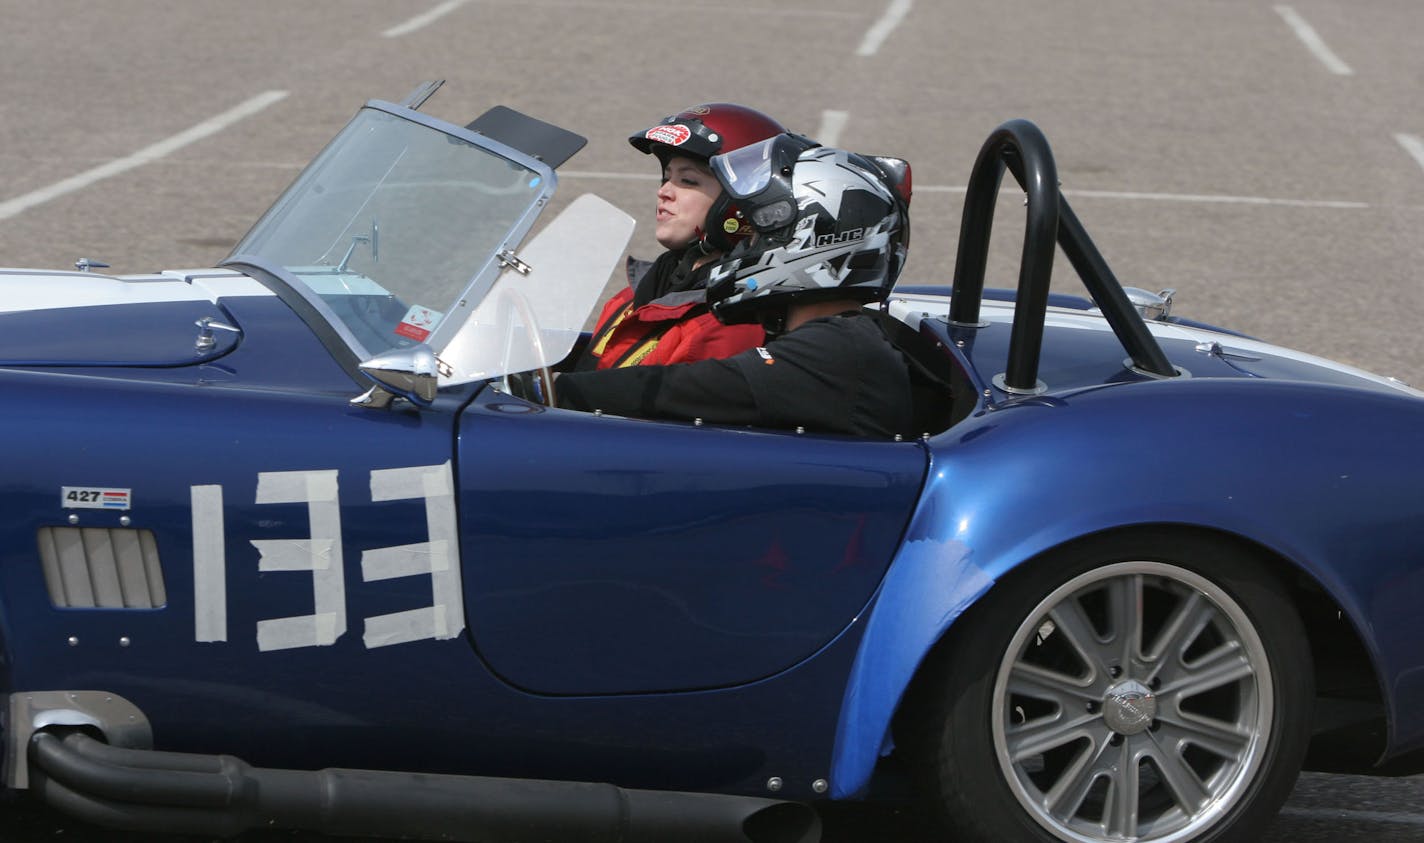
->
702, 133, 912, 328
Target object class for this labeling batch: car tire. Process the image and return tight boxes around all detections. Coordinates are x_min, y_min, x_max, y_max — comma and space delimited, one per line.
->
902, 529, 1312, 843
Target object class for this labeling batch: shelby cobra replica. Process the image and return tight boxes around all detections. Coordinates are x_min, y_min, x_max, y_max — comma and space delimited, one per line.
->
2, 83, 1423, 843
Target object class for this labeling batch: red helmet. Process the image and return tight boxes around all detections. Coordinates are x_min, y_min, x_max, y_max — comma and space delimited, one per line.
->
630, 103, 786, 162
630, 103, 787, 252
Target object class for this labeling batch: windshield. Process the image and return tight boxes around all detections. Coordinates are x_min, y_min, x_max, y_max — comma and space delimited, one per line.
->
228, 105, 552, 359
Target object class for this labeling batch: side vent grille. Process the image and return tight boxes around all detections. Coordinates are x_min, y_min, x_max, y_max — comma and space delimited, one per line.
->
38, 527, 167, 609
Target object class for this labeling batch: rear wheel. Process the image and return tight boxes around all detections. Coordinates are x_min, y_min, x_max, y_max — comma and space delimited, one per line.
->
906, 531, 1312, 843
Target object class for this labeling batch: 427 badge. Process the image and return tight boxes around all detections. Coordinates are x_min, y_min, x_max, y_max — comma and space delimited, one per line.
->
62, 486, 132, 510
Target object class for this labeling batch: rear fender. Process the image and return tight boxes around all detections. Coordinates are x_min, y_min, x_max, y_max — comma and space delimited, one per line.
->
828, 376, 1424, 798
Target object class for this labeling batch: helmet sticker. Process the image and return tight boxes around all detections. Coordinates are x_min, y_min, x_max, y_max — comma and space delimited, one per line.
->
645, 124, 692, 146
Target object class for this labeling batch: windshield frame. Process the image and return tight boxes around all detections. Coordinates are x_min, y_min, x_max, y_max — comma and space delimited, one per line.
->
222, 99, 558, 364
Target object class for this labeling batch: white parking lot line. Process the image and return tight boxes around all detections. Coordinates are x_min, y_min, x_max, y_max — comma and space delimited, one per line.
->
1396, 134, 1424, 175
914, 184, 1369, 209
1282, 805, 1424, 827
0, 91, 289, 222
1059, 187, 1368, 209
818, 110, 850, 147
560, 171, 1372, 210
1274, 5, 1354, 75
856, 0, 913, 57
382, 0, 469, 38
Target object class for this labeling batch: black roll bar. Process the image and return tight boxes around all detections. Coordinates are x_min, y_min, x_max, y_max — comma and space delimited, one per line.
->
948, 120, 1177, 392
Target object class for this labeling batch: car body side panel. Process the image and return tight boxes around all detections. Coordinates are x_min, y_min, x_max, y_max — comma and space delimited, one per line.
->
0, 369, 472, 754
0, 366, 897, 798
830, 375, 1424, 798
456, 391, 929, 695
0, 366, 875, 793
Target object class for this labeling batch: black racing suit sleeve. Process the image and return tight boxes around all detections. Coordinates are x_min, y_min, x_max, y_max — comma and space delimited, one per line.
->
555, 355, 763, 424
724, 317, 903, 436
557, 315, 913, 437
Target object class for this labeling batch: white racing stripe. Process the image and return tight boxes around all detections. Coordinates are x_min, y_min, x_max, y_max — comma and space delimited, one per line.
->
382, 0, 469, 38
1274, 5, 1354, 75
856, 0, 913, 57
0, 90, 289, 221
0, 270, 271, 314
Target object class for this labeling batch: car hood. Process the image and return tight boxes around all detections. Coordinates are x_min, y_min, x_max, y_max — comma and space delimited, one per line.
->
0, 268, 271, 367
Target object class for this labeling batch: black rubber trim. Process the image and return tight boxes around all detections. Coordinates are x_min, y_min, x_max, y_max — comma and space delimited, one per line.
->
221, 260, 366, 385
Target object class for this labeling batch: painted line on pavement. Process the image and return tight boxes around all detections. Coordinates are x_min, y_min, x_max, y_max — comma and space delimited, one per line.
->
560, 171, 1371, 209
1395, 133, 1424, 175
1059, 187, 1368, 209
434, 0, 857, 14
1273, 5, 1353, 75
383, 0, 469, 38
910, 184, 1370, 209
1281, 805, 1424, 827
0, 90, 290, 222
818, 110, 850, 147
857, 0, 913, 57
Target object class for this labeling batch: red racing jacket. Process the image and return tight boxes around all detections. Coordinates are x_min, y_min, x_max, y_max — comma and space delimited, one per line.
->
582, 257, 764, 369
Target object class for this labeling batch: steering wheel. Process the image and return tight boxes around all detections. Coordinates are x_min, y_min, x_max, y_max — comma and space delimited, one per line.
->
502, 366, 557, 406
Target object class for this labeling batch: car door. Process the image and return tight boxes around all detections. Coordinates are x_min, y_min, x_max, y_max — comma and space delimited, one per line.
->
457, 392, 929, 695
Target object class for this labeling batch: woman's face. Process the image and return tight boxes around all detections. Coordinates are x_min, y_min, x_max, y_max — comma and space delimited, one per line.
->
654, 155, 721, 250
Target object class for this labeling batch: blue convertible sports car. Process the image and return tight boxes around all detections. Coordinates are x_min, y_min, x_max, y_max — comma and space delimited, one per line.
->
3, 85, 1423, 843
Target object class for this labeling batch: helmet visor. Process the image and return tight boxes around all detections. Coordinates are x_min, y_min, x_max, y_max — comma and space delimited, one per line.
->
711, 136, 779, 199
711, 133, 820, 199
711, 134, 820, 233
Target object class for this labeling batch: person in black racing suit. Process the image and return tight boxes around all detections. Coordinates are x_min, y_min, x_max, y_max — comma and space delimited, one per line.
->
558, 134, 940, 439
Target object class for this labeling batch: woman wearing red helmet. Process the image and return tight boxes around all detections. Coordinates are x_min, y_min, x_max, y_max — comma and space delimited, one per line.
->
576, 103, 786, 370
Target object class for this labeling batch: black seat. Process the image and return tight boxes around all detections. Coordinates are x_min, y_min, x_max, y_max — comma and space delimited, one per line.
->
869, 310, 968, 436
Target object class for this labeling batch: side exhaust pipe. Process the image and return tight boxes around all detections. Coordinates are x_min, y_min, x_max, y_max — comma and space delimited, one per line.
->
30, 731, 820, 843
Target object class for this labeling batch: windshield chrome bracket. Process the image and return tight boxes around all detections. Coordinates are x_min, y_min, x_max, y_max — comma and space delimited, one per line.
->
337, 222, 378, 272
399, 79, 445, 110
351, 384, 397, 410
354, 344, 440, 410
497, 249, 532, 275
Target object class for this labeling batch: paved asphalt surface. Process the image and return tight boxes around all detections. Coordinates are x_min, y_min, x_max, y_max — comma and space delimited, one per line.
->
2, 1, 1423, 841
